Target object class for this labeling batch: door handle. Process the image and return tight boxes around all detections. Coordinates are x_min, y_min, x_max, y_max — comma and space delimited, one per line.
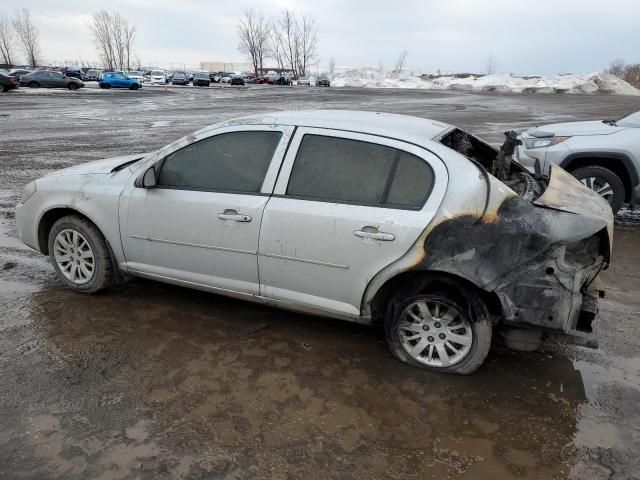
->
354, 228, 395, 241
217, 209, 252, 222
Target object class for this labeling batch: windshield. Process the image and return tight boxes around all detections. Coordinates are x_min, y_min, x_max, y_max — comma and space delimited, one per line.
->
129, 71, 141, 76
151, 71, 163, 76
616, 111, 640, 128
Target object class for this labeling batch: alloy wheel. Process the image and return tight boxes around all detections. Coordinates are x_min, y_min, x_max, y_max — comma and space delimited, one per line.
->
397, 298, 473, 367
580, 176, 614, 204
53, 229, 96, 285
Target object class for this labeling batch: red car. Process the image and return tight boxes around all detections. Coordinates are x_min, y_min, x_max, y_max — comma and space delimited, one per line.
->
254, 76, 274, 85
0, 72, 19, 92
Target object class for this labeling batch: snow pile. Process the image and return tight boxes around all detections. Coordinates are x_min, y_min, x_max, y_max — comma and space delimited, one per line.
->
331, 69, 640, 95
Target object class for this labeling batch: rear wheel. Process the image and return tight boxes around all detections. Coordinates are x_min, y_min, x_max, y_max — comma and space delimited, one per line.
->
571, 165, 625, 214
48, 215, 115, 293
29, 81, 40, 88
385, 291, 492, 374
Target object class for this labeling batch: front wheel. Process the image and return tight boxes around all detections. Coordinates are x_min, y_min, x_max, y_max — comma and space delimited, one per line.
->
130, 83, 139, 90
48, 215, 116, 293
570, 165, 625, 214
68, 83, 78, 90
385, 292, 492, 374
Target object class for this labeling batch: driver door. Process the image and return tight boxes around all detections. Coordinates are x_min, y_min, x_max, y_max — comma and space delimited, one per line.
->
119, 126, 293, 296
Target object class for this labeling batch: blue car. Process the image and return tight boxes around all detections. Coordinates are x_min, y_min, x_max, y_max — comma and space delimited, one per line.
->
99, 72, 142, 90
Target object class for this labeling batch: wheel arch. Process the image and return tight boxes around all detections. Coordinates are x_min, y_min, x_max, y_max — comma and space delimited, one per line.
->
367, 269, 503, 328
560, 152, 638, 202
37, 206, 102, 255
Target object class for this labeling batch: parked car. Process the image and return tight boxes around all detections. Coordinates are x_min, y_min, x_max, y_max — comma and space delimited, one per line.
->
84, 69, 102, 81
296, 77, 311, 86
209, 72, 221, 83
254, 76, 274, 85
230, 75, 245, 86
518, 111, 640, 213
8, 69, 32, 82
63, 67, 84, 80
0, 72, 19, 92
221, 73, 232, 83
192, 72, 210, 87
170, 72, 188, 85
15, 110, 612, 374
149, 70, 167, 85
99, 72, 142, 90
273, 75, 292, 86
316, 75, 331, 87
126, 71, 144, 82
20, 71, 84, 90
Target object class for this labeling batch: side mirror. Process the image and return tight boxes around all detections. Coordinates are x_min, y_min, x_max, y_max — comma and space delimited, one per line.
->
135, 166, 157, 188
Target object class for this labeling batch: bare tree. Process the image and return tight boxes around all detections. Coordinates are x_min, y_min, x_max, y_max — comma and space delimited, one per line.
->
237, 8, 270, 77
296, 13, 318, 77
607, 58, 625, 77
89, 11, 136, 71
606, 59, 640, 89
267, 9, 319, 78
0, 14, 15, 66
13, 8, 41, 67
267, 21, 285, 71
483, 53, 498, 75
394, 49, 408, 73
328, 57, 336, 76
123, 22, 136, 72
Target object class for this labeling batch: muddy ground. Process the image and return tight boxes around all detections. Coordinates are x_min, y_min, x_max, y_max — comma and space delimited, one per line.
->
1, 85, 639, 480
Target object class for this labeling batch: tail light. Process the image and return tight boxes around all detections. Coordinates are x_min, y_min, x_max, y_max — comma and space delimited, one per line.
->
10, 77, 17, 84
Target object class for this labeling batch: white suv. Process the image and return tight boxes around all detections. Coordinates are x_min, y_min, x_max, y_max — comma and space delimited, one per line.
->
517, 111, 640, 213
15, 111, 613, 374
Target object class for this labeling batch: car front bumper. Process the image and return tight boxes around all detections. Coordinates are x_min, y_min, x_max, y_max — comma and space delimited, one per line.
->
15, 197, 40, 252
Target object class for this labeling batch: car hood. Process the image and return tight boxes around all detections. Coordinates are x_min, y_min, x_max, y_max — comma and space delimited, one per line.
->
535, 165, 614, 249
47, 154, 147, 177
528, 120, 624, 137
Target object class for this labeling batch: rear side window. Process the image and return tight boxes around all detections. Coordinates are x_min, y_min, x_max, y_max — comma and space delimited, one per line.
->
385, 152, 434, 207
158, 131, 282, 193
286, 134, 434, 208
286, 135, 396, 205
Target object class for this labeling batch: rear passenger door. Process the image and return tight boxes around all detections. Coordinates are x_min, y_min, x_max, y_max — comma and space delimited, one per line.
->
258, 129, 448, 319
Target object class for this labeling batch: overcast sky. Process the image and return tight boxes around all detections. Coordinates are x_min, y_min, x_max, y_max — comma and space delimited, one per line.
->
2, 0, 639, 74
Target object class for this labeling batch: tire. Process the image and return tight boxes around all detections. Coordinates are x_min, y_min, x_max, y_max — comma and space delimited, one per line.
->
2, 85, 8, 92
29, 81, 40, 88
130, 83, 139, 90
68, 83, 78, 90
570, 165, 625, 214
385, 290, 492, 374
47, 215, 115, 293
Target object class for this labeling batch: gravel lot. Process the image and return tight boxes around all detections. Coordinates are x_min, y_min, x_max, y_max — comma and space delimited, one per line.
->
1, 85, 640, 480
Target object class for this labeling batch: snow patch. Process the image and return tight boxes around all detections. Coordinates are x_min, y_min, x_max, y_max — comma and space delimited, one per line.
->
331, 69, 640, 96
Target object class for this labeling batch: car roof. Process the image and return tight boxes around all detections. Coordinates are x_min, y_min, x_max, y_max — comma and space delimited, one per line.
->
216, 110, 452, 144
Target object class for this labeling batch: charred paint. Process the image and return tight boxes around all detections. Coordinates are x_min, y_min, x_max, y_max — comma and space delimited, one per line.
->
419, 195, 606, 333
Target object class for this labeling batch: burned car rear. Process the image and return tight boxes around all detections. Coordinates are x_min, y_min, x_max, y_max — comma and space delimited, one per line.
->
422, 128, 611, 348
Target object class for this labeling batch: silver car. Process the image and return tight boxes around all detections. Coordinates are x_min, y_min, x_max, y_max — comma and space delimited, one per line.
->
15, 111, 612, 374
518, 111, 640, 213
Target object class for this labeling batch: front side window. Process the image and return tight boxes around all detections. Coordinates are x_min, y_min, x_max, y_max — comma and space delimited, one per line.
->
157, 131, 282, 193
286, 134, 434, 208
